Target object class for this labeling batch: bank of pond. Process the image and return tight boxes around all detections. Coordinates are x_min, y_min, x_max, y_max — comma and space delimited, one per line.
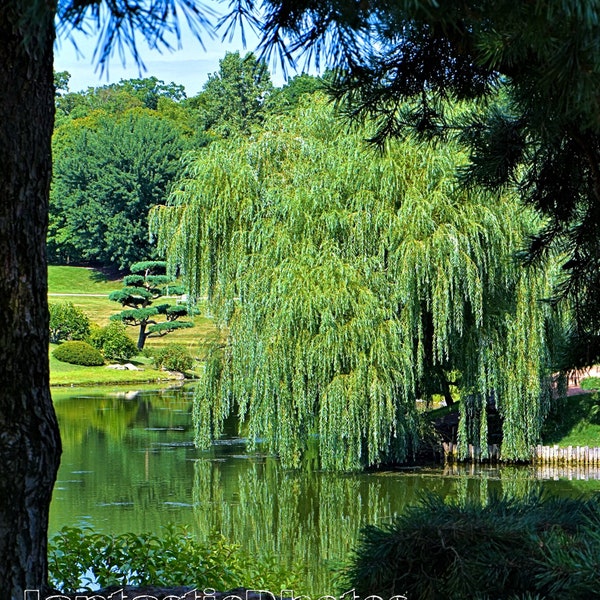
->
50, 385, 600, 597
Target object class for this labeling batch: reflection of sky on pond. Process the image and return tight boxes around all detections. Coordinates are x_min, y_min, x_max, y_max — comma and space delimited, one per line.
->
50, 385, 600, 596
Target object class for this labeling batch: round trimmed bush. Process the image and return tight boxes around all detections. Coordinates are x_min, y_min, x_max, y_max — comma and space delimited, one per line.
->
89, 322, 138, 361
153, 343, 194, 372
53, 341, 105, 366
49, 302, 91, 343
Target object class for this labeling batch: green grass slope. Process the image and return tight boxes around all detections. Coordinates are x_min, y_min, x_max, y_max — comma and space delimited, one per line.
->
48, 265, 217, 386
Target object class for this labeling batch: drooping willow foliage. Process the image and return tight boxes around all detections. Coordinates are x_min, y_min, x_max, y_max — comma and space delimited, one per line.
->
151, 95, 561, 470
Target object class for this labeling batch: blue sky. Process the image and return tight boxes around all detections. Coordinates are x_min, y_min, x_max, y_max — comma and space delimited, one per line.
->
53, 5, 292, 97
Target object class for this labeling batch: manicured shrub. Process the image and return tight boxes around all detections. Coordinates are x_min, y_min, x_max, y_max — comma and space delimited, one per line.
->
49, 302, 91, 343
341, 493, 600, 600
89, 322, 138, 361
53, 340, 104, 366
153, 343, 194, 372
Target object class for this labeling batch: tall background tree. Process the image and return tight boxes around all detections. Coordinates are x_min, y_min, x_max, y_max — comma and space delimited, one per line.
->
50, 109, 189, 268
188, 50, 274, 137
152, 97, 562, 469
0, 1, 212, 595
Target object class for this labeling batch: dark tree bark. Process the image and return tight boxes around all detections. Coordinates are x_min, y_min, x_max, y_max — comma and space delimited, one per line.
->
0, 2, 62, 597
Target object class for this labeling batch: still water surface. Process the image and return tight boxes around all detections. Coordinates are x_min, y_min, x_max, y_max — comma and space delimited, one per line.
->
50, 385, 600, 595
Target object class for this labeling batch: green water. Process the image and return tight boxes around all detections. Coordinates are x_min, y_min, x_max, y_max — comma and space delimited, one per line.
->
50, 385, 600, 596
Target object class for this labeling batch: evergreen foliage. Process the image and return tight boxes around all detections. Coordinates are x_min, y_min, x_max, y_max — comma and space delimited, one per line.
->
53, 341, 105, 366
49, 301, 91, 343
341, 493, 600, 600
109, 260, 193, 349
152, 98, 561, 469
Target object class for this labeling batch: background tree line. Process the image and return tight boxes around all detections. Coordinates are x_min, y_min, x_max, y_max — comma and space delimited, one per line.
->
49, 52, 323, 270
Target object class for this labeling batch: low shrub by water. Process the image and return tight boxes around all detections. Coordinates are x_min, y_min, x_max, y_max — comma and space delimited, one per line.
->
89, 322, 138, 361
340, 493, 600, 600
153, 343, 194, 372
53, 340, 105, 366
48, 525, 302, 593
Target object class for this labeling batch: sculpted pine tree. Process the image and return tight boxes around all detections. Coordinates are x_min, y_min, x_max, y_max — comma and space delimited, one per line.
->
152, 98, 561, 469
109, 261, 193, 350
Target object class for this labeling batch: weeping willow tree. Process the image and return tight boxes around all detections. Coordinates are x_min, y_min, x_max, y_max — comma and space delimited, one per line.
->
151, 95, 561, 470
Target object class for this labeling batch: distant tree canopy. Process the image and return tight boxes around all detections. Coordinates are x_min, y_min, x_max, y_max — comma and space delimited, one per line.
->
55, 76, 187, 122
49, 60, 328, 269
49, 109, 189, 269
152, 97, 563, 470
187, 51, 275, 137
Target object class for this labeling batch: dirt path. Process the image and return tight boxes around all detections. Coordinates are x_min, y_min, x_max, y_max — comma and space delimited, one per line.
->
566, 366, 600, 396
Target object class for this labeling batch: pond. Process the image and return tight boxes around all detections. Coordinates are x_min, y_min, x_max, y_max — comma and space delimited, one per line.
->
50, 384, 600, 596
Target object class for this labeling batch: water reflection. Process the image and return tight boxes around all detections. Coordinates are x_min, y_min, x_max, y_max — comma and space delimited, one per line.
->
50, 386, 600, 596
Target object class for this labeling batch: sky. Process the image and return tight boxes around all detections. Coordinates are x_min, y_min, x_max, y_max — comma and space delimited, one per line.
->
53, 5, 293, 97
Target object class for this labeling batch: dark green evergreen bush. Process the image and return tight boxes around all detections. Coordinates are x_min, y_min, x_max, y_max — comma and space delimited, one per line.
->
49, 301, 91, 343
340, 493, 600, 600
53, 340, 105, 366
89, 322, 138, 361
153, 343, 194, 372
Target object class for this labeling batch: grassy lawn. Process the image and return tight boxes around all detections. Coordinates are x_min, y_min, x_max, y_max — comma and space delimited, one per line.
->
48, 265, 217, 385
48, 265, 120, 294
541, 388, 600, 447
49, 344, 185, 386
425, 385, 600, 449
48, 265, 217, 352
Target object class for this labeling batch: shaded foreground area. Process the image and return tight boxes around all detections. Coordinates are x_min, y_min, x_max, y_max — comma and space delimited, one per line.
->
39, 493, 600, 600
342, 493, 600, 600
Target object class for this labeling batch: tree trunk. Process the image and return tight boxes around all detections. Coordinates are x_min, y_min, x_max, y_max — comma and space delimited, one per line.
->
0, 2, 62, 597
138, 321, 148, 349
440, 375, 455, 407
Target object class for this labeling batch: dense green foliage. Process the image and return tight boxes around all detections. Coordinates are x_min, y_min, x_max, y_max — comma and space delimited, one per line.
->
49, 108, 189, 269
341, 493, 600, 600
152, 98, 560, 469
49, 301, 91, 343
55, 76, 187, 122
53, 341, 105, 366
48, 525, 301, 593
239, 0, 600, 367
188, 51, 274, 137
153, 343, 194, 372
109, 261, 193, 349
48, 63, 328, 269
89, 322, 138, 361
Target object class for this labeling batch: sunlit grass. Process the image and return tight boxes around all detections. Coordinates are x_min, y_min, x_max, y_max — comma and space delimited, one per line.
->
48, 265, 219, 386
49, 344, 182, 386
48, 265, 218, 351
48, 265, 121, 294
542, 391, 600, 447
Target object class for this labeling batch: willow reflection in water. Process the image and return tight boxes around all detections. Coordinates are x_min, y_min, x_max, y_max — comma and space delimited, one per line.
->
50, 386, 600, 596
